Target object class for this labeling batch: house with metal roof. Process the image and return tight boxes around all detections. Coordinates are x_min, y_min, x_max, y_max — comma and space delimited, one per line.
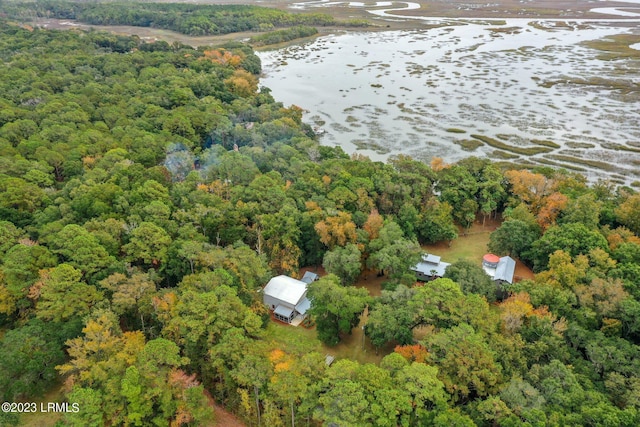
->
263, 275, 312, 324
482, 254, 516, 284
412, 254, 451, 281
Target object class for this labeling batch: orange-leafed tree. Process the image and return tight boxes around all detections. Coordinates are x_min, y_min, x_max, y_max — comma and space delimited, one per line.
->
605, 226, 640, 250
200, 48, 243, 67
430, 157, 449, 172
615, 194, 640, 235
575, 277, 629, 320
536, 191, 568, 230
224, 69, 258, 98
315, 211, 358, 249
505, 169, 568, 229
505, 169, 555, 212
498, 292, 553, 334
363, 209, 384, 241
394, 344, 430, 363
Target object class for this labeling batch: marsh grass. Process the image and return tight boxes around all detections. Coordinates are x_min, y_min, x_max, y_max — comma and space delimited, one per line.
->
601, 142, 640, 153
540, 76, 640, 93
471, 134, 554, 155
531, 139, 561, 148
566, 141, 596, 149
583, 34, 640, 60
535, 157, 586, 172
491, 150, 519, 160
454, 139, 483, 151
547, 154, 618, 172
353, 139, 389, 153
487, 27, 521, 34
493, 160, 536, 171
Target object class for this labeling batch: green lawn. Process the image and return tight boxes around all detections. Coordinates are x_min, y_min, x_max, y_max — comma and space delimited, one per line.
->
424, 222, 494, 263
263, 309, 393, 365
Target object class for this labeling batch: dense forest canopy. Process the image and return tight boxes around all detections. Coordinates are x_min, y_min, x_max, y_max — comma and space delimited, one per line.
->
1, 15, 640, 427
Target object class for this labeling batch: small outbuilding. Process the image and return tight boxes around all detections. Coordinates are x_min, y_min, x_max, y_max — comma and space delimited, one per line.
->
482, 254, 516, 285
263, 275, 312, 324
300, 271, 319, 284
412, 254, 451, 281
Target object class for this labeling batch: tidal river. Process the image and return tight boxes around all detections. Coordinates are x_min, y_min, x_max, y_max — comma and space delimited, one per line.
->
258, 16, 640, 184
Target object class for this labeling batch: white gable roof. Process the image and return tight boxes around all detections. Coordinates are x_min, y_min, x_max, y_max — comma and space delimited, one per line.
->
263, 275, 307, 306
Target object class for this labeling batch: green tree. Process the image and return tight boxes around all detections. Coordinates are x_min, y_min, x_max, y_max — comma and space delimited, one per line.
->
560, 192, 602, 228
35, 264, 103, 322
366, 285, 416, 347
396, 362, 448, 422
63, 387, 105, 427
257, 203, 302, 275
367, 221, 422, 280
488, 219, 540, 262
530, 223, 609, 272
615, 194, 640, 235
2, 241, 57, 314
0, 220, 24, 257
322, 243, 362, 285
232, 351, 272, 427
423, 323, 503, 402
120, 365, 153, 426
444, 259, 499, 303
0, 319, 67, 400
162, 286, 262, 375
417, 198, 458, 244
313, 360, 369, 426
48, 224, 117, 282
308, 275, 370, 346
123, 222, 172, 269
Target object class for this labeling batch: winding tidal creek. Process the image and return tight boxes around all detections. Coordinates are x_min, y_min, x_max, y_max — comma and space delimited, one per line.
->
258, 17, 640, 184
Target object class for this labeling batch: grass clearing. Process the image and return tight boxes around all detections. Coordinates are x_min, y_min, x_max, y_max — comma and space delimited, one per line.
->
18, 382, 64, 427
424, 220, 495, 262
263, 312, 391, 365
263, 322, 322, 355
424, 219, 535, 281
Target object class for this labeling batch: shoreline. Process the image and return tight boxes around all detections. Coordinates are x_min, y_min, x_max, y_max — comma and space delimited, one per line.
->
20, 0, 640, 48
